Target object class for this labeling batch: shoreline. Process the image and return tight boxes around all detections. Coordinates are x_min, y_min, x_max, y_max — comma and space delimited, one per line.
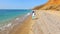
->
9, 10, 60, 34
0, 12, 32, 34
9, 14, 32, 34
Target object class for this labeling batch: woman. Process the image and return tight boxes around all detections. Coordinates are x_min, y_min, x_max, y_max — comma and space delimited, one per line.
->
32, 10, 35, 19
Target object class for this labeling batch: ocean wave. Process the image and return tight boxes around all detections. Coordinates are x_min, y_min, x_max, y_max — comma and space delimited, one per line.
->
0, 12, 31, 34
0, 23, 12, 30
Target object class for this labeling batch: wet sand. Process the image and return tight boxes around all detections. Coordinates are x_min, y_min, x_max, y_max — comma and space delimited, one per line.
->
8, 11, 43, 34
9, 15, 32, 34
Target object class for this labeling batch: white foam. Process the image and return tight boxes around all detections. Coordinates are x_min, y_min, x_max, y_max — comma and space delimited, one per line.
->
0, 23, 12, 30
27, 13, 30, 16
16, 18, 20, 20
6, 23, 12, 27
2, 23, 12, 29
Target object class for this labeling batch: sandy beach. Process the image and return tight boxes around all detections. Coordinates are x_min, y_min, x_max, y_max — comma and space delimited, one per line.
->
0, 10, 60, 34
35, 10, 60, 34
12, 10, 60, 34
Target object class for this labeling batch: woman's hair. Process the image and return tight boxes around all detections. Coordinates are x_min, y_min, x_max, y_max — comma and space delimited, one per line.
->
32, 11, 34, 13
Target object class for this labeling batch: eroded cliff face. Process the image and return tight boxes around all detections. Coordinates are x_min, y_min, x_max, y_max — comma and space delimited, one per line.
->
33, 0, 60, 10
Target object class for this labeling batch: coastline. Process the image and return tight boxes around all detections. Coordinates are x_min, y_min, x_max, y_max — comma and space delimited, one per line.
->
1, 10, 60, 34
0, 12, 32, 34
9, 14, 32, 34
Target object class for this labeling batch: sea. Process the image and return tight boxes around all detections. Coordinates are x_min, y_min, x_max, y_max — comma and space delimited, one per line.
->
0, 9, 32, 26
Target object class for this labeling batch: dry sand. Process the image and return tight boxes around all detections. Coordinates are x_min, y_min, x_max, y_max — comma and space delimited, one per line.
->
35, 10, 60, 34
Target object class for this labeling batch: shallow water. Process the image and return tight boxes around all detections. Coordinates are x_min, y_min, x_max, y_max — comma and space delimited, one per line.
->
0, 9, 32, 34
0, 9, 32, 25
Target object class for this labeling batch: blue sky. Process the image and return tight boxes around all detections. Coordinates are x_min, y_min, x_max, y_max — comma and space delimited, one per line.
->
0, 0, 48, 9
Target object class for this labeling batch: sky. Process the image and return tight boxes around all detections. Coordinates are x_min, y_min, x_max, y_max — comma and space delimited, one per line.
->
0, 0, 48, 9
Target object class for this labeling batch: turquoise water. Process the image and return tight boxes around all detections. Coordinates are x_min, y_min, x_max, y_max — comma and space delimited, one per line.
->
0, 9, 32, 24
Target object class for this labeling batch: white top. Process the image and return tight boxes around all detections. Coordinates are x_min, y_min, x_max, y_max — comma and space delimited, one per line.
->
32, 13, 35, 16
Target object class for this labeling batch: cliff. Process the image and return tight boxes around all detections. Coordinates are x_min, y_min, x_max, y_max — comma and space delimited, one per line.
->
33, 0, 60, 11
